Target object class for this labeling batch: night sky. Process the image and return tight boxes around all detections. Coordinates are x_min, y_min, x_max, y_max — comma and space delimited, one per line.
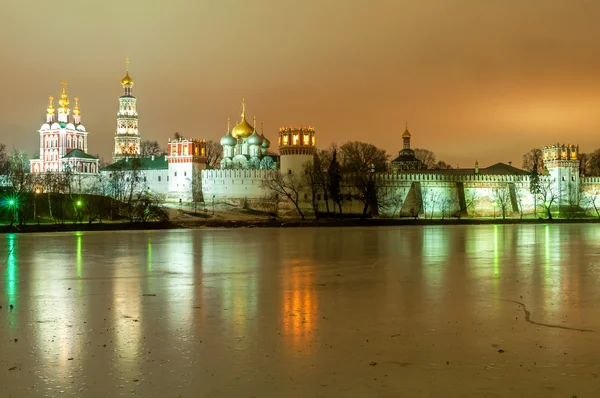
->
1, 0, 599, 167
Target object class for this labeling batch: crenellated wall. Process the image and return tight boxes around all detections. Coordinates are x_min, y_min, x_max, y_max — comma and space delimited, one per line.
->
311, 173, 557, 218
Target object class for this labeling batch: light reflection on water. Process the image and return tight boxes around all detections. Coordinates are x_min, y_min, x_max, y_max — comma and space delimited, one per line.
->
2, 225, 600, 396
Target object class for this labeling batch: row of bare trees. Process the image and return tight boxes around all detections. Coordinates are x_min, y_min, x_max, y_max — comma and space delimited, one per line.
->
0, 144, 169, 226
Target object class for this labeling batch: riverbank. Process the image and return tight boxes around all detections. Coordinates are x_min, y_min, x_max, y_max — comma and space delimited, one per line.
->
1, 217, 600, 233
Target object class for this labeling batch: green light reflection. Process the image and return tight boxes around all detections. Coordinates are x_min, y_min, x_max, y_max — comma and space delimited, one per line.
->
147, 237, 152, 272
76, 232, 83, 278
5, 234, 18, 329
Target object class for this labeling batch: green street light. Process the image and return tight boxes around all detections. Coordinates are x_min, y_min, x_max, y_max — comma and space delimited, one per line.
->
8, 200, 14, 206
76, 201, 82, 207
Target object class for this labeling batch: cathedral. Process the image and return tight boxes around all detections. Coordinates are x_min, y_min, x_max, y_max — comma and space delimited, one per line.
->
30, 81, 99, 174
219, 100, 276, 170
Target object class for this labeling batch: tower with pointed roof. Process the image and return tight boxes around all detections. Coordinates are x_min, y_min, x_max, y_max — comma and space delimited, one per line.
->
30, 81, 99, 174
113, 58, 141, 162
391, 124, 423, 172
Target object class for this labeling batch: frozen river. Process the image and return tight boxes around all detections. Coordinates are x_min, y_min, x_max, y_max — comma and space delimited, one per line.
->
1, 225, 600, 397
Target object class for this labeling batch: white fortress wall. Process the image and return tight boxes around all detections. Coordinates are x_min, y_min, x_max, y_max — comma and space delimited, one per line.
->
309, 172, 545, 218
201, 169, 280, 208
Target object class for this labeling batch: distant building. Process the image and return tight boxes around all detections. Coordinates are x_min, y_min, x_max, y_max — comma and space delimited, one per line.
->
391, 125, 423, 172
30, 81, 99, 174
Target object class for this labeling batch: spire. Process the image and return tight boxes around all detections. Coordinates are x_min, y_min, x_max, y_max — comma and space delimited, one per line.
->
241, 98, 246, 118
73, 96, 81, 125
227, 118, 230, 132
253, 116, 257, 131
57, 81, 70, 123
46, 96, 55, 123
260, 120, 264, 134
121, 57, 134, 93
59, 80, 69, 109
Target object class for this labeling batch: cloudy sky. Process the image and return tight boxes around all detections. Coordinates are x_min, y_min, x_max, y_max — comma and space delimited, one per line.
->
1, 0, 599, 167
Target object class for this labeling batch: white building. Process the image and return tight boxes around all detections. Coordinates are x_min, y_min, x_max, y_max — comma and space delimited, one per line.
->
30, 81, 99, 174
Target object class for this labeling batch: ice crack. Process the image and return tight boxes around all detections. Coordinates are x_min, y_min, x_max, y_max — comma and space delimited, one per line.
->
501, 299, 594, 333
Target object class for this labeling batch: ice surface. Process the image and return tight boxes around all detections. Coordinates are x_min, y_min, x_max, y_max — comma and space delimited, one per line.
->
1, 224, 600, 397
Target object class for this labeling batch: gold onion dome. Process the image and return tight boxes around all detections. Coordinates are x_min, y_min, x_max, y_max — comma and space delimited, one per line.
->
47, 96, 55, 114
121, 71, 134, 87
59, 81, 69, 108
73, 97, 81, 116
231, 100, 254, 139
402, 122, 411, 138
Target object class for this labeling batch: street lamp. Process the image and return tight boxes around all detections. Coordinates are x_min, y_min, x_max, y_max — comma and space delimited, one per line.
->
493, 202, 496, 219
212, 195, 215, 215
7, 199, 16, 226
34, 189, 41, 224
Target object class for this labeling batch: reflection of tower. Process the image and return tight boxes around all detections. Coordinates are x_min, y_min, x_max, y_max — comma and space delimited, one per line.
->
113, 58, 141, 162
281, 264, 318, 353
278, 126, 316, 175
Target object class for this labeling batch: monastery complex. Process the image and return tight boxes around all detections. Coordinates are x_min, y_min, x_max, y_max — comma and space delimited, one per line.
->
27, 62, 600, 219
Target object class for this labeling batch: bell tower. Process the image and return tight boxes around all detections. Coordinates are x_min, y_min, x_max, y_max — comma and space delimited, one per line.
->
113, 58, 141, 162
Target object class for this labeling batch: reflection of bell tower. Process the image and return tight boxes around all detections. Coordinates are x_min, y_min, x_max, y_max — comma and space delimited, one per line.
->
113, 58, 141, 163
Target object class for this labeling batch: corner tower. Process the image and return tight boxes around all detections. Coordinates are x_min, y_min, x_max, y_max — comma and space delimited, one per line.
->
113, 58, 140, 162
278, 126, 316, 175
542, 143, 580, 208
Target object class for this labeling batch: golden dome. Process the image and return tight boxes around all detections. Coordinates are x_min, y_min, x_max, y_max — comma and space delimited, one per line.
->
73, 97, 81, 116
231, 99, 254, 139
121, 57, 134, 87
47, 96, 55, 115
402, 122, 411, 138
58, 81, 69, 108
121, 71, 134, 87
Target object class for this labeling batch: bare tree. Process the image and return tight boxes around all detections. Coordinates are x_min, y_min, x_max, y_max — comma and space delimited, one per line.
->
494, 186, 511, 219
587, 149, 600, 176
434, 161, 453, 170
579, 152, 589, 176
439, 197, 453, 219
522, 148, 544, 174
140, 140, 166, 157
565, 182, 584, 219
537, 178, 560, 219
261, 172, 306, 219
205, 140, 223, 169
413, 149, 437, 170
339, 141, 389, 218
584, 188, 600, 218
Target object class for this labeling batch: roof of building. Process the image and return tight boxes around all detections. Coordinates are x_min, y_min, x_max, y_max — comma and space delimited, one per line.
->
414, 162, 529, 176
102, 156, 168, 171
392, 149, 418, 163
62, 149, 98, 160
